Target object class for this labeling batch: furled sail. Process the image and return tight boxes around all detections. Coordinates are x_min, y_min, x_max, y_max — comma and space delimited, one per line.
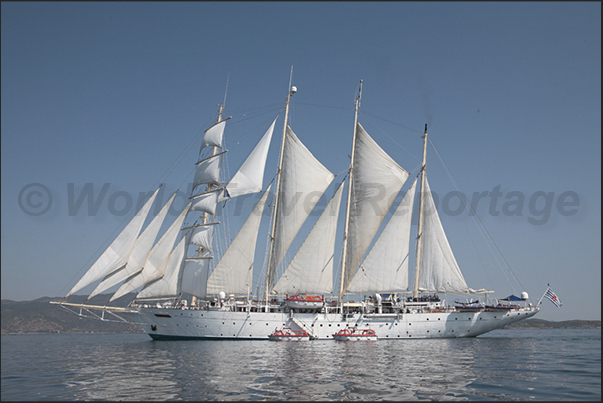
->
190, 188, 221, 216
66, 187, 161, 297
135, 235, 187, 298
192, 152, 224, 191
341, 123, 409, 293
222, 118, 276, 200
346, 177, 417, 293
180, 257, 211, 299
271, 180, 345, 295
200, 119, 228, 150
87, 192, 177, 299
109, 202, 192, 301
418, 176, 469, 293
267, 126, 335, 290
207, 185, 271, 295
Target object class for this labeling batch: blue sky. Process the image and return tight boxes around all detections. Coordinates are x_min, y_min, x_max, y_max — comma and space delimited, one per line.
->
1, 2, 600, 321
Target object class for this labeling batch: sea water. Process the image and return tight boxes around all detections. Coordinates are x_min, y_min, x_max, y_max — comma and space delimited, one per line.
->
1, 328, 600, 401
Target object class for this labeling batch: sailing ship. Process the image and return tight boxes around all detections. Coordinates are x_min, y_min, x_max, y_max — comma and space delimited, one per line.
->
52, 76, 540, 340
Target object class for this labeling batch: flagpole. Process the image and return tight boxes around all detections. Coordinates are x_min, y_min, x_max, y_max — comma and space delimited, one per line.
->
537, 284, 550, 305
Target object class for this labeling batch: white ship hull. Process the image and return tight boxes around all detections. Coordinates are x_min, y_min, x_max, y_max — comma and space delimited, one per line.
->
117, 305, 539, 340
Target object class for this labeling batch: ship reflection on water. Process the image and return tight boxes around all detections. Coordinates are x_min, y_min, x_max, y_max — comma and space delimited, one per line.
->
64, 335, 538, 400
5, 330, 596, 401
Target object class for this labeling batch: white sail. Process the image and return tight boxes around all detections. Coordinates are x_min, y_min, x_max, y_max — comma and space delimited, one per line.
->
66, 187, 161, 297
207, 185, 271, 295
267, 126, 335, 289
109, 202, 192, 301
136, 235, 187, 299
341, 123, 409, 292
271, 180, 344, 295
188, 222, 217, 252
192, 153, 223, 191
87, 192, 177, 299
418, 177, 469, 293
222, 118, 276, 200
190, 188, 221, 216
200, 119, 227, 150
180, 257, 211, 299
346, 177, 417, 293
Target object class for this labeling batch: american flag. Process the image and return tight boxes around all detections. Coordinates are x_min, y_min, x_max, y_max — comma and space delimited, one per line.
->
544, 287, 562, 308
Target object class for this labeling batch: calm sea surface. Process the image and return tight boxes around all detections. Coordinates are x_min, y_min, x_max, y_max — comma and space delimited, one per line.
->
1, 328, 600, 401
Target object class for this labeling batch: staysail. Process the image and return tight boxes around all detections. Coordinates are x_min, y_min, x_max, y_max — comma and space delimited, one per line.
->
109, 202, 192, 301
222, 118, 276, 200
66, 186, 161, 297
271, 180, 345, 295
207, 185, 272, 295
87, 192, 177, 299
135, 235, 188, 298
417, 176, 469, 293
346, 177, 417, 293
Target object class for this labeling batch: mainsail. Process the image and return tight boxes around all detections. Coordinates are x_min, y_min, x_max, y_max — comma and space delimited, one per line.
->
266, 126, 335, 292
346, 177, 418, 293
340, 123, 409, 294
66, 186, 161, 297
271, 180, 345, 295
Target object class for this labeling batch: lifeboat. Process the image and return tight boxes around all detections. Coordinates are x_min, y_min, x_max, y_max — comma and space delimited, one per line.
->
455, 300, 485, 312
332, 327, 377, 341
485, 302, 519, 311
285, 294, 323, 309
268, 327, 310, 341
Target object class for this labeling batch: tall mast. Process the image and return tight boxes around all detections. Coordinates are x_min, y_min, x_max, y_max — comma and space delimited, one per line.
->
412, 124, 428, 298
264, 66, 295, 301
338, 80, 363, 301
199, 104, 223, 225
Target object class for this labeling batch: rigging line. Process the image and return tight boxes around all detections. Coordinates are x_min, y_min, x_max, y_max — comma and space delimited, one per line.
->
359, 112, 421, 166
60, 115, 215, 297
296, 101, 355, 111
301, 116, 350, 165
228, 105, 284, 121
426, 139, 511, 291
428, 137, 525, 292
360, 109, 424, 135
227, 102, 284, 115
228, 109, 284, 149
428, 139, 513, 290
